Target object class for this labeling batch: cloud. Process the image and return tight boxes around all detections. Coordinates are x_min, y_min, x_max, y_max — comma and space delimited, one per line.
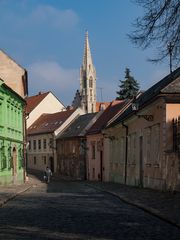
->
0, 3, 79, 31
28, 61, 79, 105
30, 5, 79, 29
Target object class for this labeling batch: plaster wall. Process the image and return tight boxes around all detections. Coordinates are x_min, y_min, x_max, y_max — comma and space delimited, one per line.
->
104, 125, 126, 184
86, 133, 103, 181
0, 50, 26, 98
27, 133, 56, 172
124, 98, 166, 189
27, 93, 65, 128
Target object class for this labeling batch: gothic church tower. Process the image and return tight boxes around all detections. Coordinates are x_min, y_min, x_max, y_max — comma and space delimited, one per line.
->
72, 32, 97, 113
80, 31, 96, 113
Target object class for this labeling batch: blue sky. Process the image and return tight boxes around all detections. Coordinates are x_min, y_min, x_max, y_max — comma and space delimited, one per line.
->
0, 0, 170, 106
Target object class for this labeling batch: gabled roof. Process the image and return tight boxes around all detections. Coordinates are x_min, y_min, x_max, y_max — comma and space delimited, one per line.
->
109, 67, 180, 128
87, 100, 125, 135
26, 92, 50, 114
58, 113, 97, 139
27, 109, 75, 135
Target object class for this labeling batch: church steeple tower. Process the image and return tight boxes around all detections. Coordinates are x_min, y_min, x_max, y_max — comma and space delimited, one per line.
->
80, 31, 96, 113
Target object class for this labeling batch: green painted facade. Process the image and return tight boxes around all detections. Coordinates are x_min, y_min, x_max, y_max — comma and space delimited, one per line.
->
0, 79, 25, 185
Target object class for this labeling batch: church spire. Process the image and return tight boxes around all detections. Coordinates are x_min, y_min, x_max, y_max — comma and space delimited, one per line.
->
80, 31, 96, 113
82, 31, 93, 70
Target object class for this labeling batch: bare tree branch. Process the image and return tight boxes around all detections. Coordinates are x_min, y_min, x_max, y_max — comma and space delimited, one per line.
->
129, 0, 180, 67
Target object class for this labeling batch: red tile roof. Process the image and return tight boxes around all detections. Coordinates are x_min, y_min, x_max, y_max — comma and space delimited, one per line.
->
87, 100, 125, 135
96, 102, 111, 112
26, 92, 50, 114
27, 109, 75, 135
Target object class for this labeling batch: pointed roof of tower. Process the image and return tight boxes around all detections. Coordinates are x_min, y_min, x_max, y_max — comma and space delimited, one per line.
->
82, 31, 93, 69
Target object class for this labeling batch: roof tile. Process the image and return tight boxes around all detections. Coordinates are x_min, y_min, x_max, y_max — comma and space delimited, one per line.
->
27, 109, 75, 135
87, 100, 125, 134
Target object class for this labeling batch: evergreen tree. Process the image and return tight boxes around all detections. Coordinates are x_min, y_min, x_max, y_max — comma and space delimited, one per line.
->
116, 68, 139, 100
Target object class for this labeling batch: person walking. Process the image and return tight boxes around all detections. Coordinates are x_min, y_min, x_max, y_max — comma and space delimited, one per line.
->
44, 166, 52, 183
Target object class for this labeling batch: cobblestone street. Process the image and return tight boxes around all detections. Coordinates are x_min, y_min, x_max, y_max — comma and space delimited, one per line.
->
0, 177, 180, 240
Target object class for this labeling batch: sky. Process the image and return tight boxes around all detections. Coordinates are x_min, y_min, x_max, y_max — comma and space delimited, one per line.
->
0, 0, 171, 106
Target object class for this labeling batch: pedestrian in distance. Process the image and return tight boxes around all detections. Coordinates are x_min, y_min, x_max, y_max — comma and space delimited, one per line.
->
44, 166, 52, 183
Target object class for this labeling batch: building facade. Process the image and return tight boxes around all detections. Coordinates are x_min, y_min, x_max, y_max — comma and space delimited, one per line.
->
27, 108, 85, 173
0, 79, 25, 185
86, 100, 125, 181
56, 113, 98, 180
104, 67, 180, 191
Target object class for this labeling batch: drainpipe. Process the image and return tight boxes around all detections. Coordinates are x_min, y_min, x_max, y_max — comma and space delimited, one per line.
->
122, 122, 128, 184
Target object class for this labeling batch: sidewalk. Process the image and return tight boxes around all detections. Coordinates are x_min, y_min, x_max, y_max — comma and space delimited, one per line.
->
0, 175, 40, 207
86, 181, 180, 228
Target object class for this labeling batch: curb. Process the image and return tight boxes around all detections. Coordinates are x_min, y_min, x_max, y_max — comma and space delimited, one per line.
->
86, 183, 180, 229
0, 185, 33, 208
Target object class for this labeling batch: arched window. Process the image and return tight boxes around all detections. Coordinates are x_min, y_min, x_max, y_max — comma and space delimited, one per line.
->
89, 76, 93, 88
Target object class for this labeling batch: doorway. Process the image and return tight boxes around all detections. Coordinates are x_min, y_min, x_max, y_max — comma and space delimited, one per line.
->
12, 146, 17, 177
49, 157, 54, 173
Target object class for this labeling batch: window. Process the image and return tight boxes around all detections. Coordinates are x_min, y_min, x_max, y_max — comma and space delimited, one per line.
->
128, 132, 137, 163
43, 139, 47, 149
151, 124, 160, 164
145, 127, 151, 164
90, 89, 92, 96
29, 140, 31, 151
89, 77, 93, 88
33, 140, 36, 150
38, 139, 41, 150
49, 138, 53, 148
72, 144, 75, 153
92, 142, 96, 159
34, 156, 36, 165
120, 137, 125, 163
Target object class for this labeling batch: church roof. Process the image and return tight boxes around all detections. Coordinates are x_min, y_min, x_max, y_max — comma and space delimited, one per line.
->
27, 109, 75, 135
